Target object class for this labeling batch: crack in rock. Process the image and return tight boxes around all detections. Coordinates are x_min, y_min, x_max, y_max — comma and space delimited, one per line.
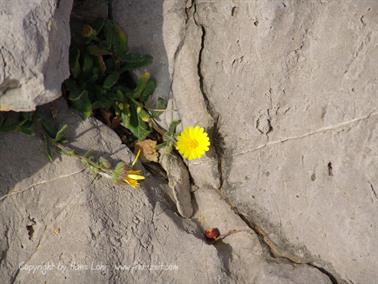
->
182, 4, 346, 283
233, 111, 378, 157
0, 168, 85, 203
192, 0, 224, 190
235, 210, 341, 284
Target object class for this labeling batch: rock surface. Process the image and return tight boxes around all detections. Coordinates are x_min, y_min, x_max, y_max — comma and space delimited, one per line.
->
159, 151, 193, 218
1, 0, 377, 283
0, 101, 225, 283
0, 101, 332, 283
113, 0, 171, 107
194, 1, 378, 283
113, 0, 378, 283
0, 0, 73, 111
193, 187, 332, 284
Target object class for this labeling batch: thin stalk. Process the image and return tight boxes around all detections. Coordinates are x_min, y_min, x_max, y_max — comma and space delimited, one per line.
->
55, 143, 113, 178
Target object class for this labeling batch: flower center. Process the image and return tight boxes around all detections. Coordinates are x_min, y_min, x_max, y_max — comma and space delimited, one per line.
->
188, 138, 199, 149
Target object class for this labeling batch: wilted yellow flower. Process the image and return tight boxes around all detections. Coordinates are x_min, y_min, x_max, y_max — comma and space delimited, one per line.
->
176, 126, 210, 160
112, 150, 145, 188
123, 169, 145, 188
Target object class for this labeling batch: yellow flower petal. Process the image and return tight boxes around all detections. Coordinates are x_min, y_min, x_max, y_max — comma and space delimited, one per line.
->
124, 177, 139, 188
176, 126, 210, 160
127, 174, 145, 180
122, 169, 145, 188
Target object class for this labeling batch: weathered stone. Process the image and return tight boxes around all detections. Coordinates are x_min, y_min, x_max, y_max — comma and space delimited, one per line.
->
120, 0, 378, 282
194, 187, 332, 283
113, 0, 171, 107
114, 0, 220, 189
192, 1, 378, 283
2, 0, 377, 282
159, 151, 193, 218
0, 0, 73, 111
0, 100, 225, 283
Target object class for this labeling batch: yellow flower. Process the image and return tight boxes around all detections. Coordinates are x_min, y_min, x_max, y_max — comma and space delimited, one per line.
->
123, 169, 145, 188
112, 150, 145, 188
176, 126, 210, 160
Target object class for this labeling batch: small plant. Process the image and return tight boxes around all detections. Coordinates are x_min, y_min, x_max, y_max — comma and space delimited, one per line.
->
0, 111, 145, 189
40, 115, 145, 188
64, 18, 160, 140
0, 17, 212, 196
64, 18, 211, 162
0, 112, 34, 135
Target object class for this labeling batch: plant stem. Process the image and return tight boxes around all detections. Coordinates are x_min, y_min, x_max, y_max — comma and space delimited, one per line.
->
55, 143, 112, 178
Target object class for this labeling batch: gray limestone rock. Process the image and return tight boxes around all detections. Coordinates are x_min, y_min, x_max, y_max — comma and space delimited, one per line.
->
193, 187, 332, 284
159, 150, 193, 218
117, 0, 378, 283
2, 0, 377, 283
193, 1, 378, 282
0, 100, 225, 283
0, 0, 73, 111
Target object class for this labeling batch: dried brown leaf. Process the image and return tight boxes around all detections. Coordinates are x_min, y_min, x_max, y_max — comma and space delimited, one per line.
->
135, 139, 159, 162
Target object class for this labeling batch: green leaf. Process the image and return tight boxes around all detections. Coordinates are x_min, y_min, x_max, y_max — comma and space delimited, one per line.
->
54, 124, 68, 142
115, 89, 125, 101
112, 161, 126, 183
59, 146, 75, 156
99, 157, 111, 169
103, 72, 120, 89
120, 110, 151, 140
17, 125, 33, 136
41, 119, 57, 138
104, 21, 128, 58
92, 97, 113, 109
17, 116, 33, 129
58, 138, 69, 145
70, 90, 92, 118
87, 45, 111, 56
120, 53, 153, 70
69, 48, 81, 78
68, 89, 87, 101
159, 120, 180, 155
129, 100, 139, 127
151, 97, 168, 118
112, 24, 128, 58
43, 134, 54, 162
21, 112, 34, 122
132, 72, 150, 100
120, 111, 131, 127
138, 107, 150, 122
82, 55, 94, 74
113, 87, 133, 102
168, 120, 181, 136
156, 142, 168, 150
158, 141, 173, 154
127, 119, 151, 140
91, 67, 100, 81
105, 57, 116, 71
140, 78, 156, 102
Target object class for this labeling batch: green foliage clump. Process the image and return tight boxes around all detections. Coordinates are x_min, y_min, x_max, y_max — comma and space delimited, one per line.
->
64, 19, 160, 140
0, 112, 34, 135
